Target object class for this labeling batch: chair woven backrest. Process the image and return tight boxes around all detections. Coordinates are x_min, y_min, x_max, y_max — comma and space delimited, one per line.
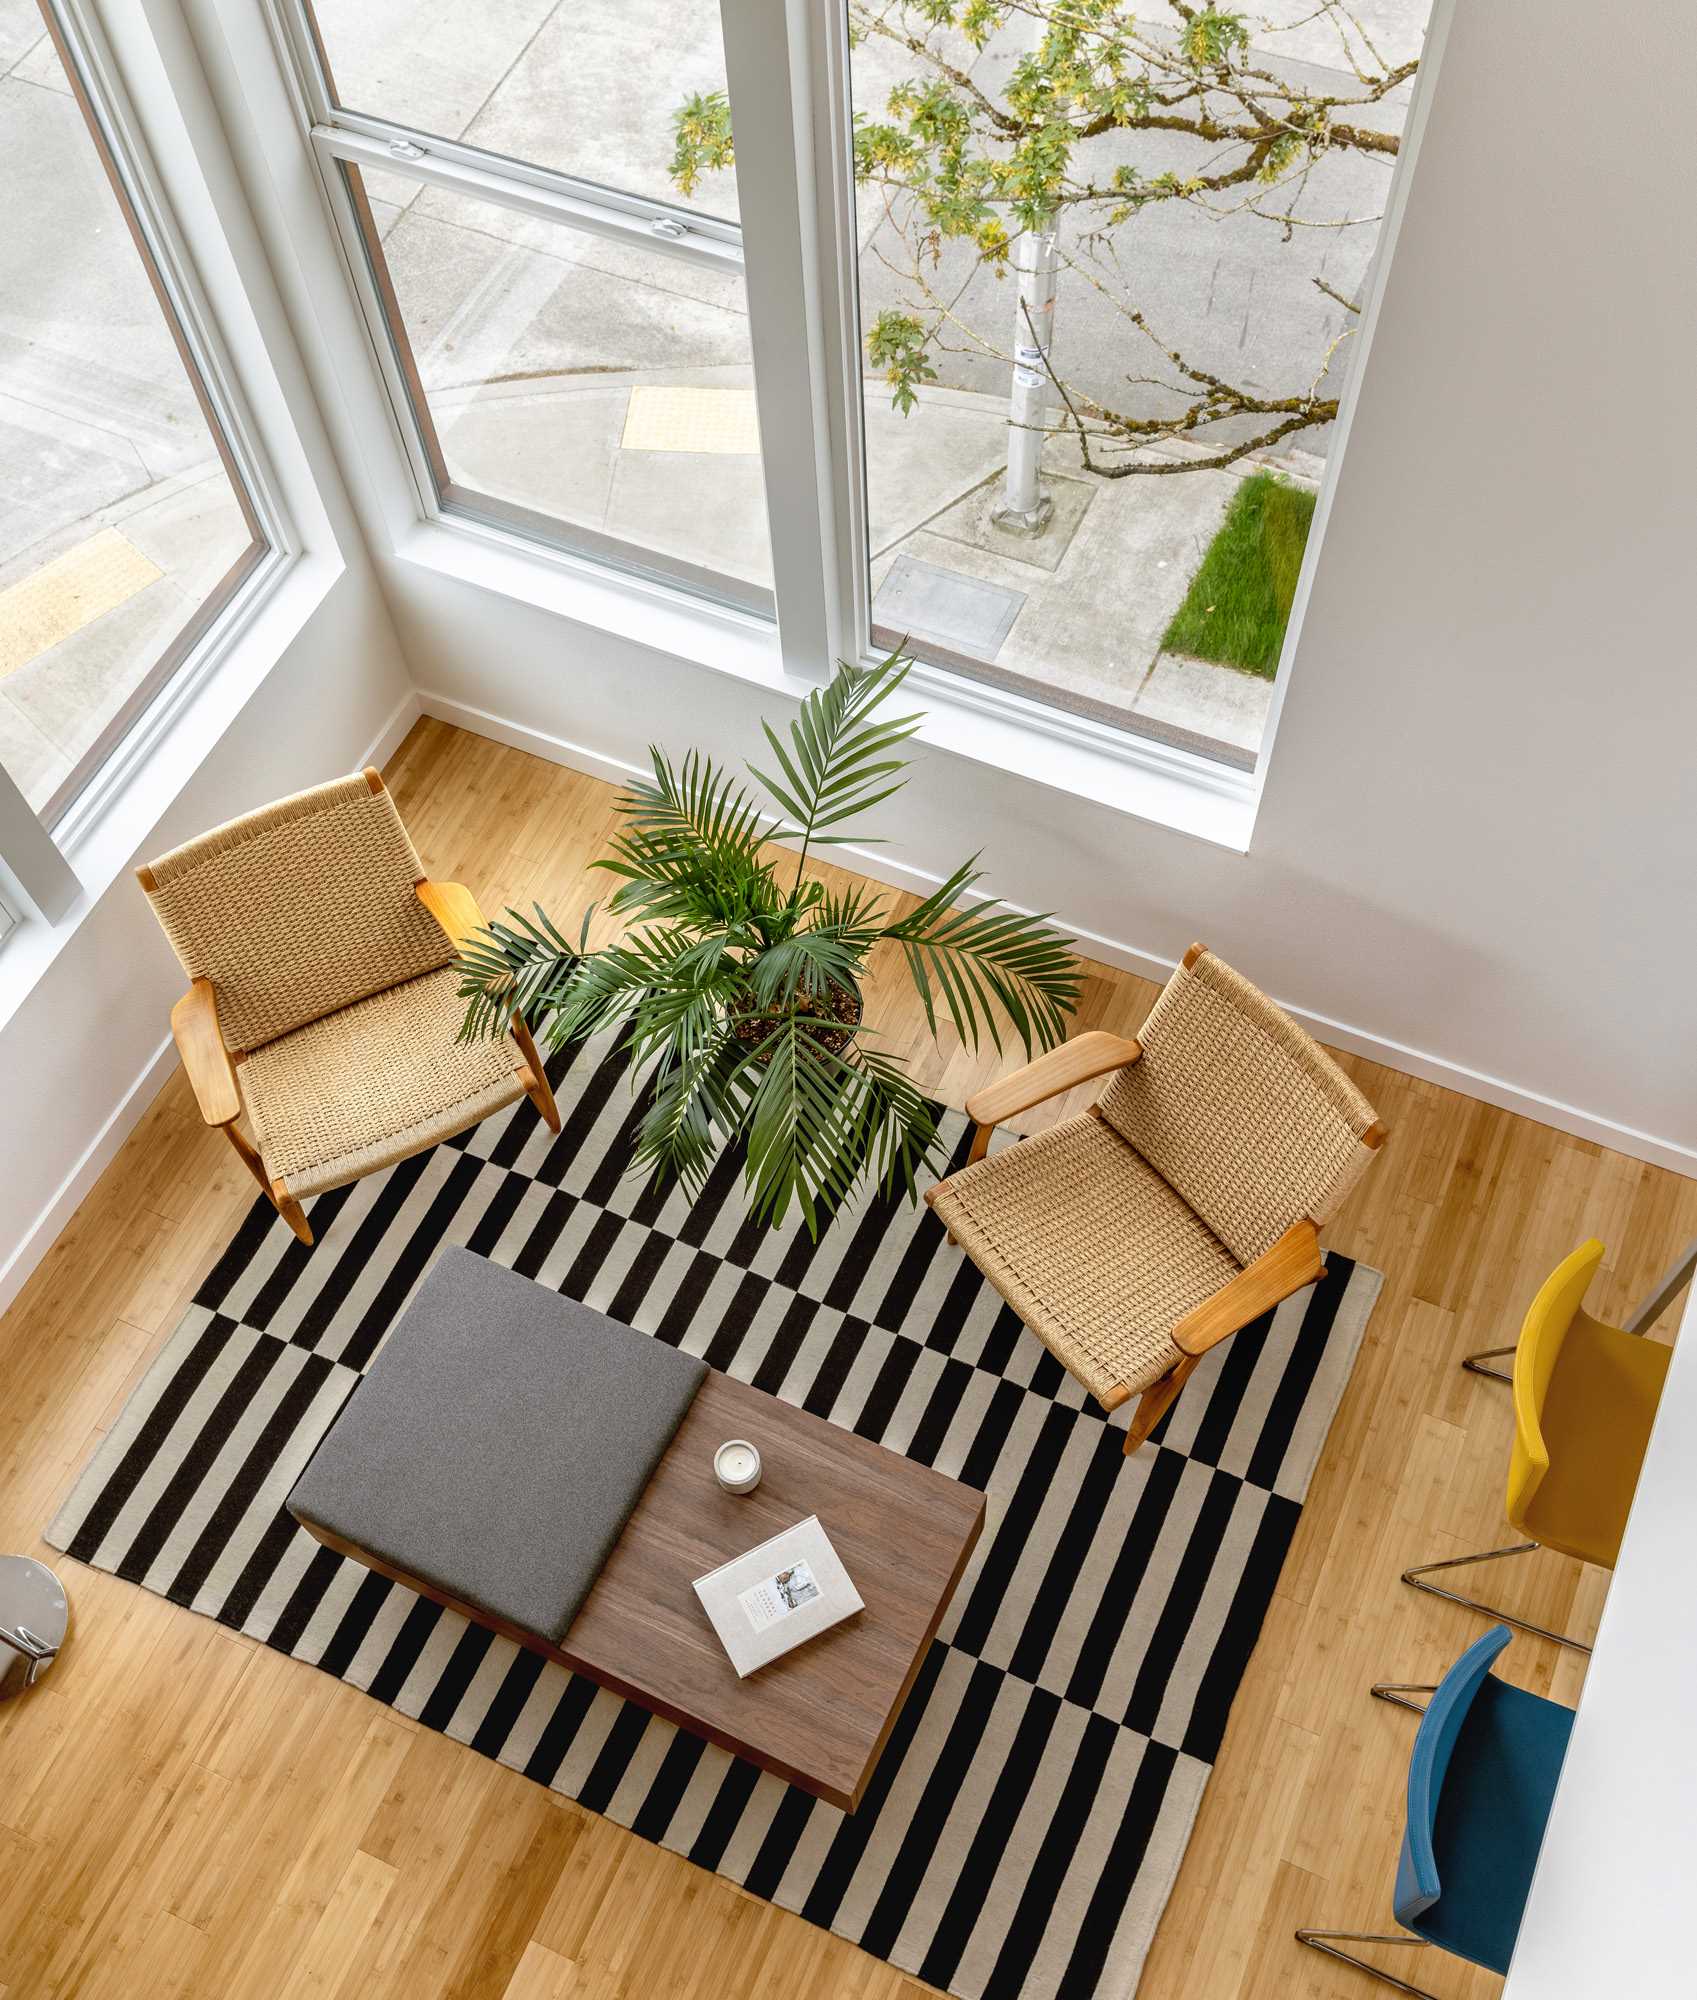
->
1392, 1623, 1512, 1929
139, 772, 454, 1052
1097, 946, 1380, 1265
1506, 1238, 1604, 1534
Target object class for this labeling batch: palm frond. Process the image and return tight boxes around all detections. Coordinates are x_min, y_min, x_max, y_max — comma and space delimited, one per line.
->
741, 1017, 868, 1235
884, 858, 1082, 1057
746, 926, 860, 1008
631, 1032, 756, 1198
595, 747, 779, 930
453, 902, 583, 1042
747, 654, 922, 856
745, 875, 890, 1008
560, 924, 731, 1055
843, 1039, 943, 1204
740, 1020, 942, 1238
622, 947, 743, 1071
810, 882, 889, 947
615, 745, 767, 860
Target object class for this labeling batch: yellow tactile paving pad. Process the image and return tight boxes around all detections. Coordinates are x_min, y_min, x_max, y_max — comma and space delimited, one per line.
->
619, 385, 760, 455
0, 528, 162, 679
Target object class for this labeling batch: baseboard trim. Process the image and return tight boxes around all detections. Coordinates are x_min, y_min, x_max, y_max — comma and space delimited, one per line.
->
416, 688, 1697, 1181
365, 684, 424, 772
0, 1033, 176, 1319
0, 686, 434, 1322
418, 689, 647, 791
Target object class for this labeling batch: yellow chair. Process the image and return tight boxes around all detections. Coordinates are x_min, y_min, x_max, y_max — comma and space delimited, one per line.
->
1403, 1237, 1689, 1651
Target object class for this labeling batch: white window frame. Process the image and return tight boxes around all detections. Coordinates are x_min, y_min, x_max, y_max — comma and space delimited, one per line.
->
262, 0, 1455, 838
273, 0, 822, 649
0, 0, 293, 925
0, 764, 76, 925
316, 131, 781, 624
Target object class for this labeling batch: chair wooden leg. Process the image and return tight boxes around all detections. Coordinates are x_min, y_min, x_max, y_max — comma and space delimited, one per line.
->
268, 1177, 313, 1247
511, 1017, 561, 1133
1123, 1354, 1200, 1455
220, 1120, 271, 1197
221, 1120, 311, 1244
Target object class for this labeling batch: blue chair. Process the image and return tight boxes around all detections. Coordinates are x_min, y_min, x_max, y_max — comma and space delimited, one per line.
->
1296, 1626, 1573, 1995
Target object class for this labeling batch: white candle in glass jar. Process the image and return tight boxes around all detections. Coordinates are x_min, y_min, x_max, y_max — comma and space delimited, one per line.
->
713, 1439, 762, 1494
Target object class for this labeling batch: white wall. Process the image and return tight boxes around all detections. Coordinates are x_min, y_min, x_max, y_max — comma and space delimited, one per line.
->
370, 0, 1697, 1166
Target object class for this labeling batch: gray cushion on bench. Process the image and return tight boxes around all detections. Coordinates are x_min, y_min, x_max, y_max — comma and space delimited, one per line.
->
286, 1248, 707, 1642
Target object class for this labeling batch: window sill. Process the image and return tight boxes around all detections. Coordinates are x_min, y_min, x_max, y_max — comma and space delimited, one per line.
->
0, 545, 330, 1033
393, 519, 1261, 854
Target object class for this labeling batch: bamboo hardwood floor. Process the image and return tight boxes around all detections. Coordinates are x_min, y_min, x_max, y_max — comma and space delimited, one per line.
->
2, 717, 1689, 2000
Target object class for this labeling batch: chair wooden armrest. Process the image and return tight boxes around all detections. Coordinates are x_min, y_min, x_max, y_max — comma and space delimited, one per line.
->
416, 880, 563, 1138
963, 1032, 1142, 1164
1172, 1220, 1325, 1358
170, 978, 240, 1127
415, 878, 487, 952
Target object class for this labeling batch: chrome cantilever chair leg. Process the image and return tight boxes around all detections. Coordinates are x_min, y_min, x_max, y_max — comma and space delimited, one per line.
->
1461, 1233, 1697, 1381
1401, 1543, 1592, 1653
1623, 1234, 1697, 1334
1460, 1343, 1515, 1382
1369, 1680, 1437, 1715
1292, 1686, 1447, 1990
1294, 1930, 1441, 1998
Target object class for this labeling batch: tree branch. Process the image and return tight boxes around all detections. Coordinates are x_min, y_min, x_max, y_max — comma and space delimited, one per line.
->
1312, 274, 1363, 315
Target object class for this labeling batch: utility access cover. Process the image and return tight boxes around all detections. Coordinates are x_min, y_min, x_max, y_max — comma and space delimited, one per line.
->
872, 556, 1026, 661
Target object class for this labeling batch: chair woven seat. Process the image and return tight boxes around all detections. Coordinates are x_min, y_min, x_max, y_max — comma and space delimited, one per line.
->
242, 967, 527, 1198
929, 1111, 1241, 1398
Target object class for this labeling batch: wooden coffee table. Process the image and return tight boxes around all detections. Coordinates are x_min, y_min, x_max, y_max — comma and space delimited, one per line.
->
561, 1369, 984, 1810
299, 1352, 984, 1814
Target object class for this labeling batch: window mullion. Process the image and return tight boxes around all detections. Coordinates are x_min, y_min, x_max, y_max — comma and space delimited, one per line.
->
720, 0, 840, 684
808, 3, 873, 668
261, 0, 334, 124
312, 129, 743, 274
0, 770, 78, 925
321, 110, 743, 248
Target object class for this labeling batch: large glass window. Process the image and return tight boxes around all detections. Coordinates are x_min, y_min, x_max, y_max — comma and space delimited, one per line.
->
288, 0, 1436, 781
835, 0, 1428, 764
299, 1, 770, 611
0, 2, 266, 823
338, 166, 771, 606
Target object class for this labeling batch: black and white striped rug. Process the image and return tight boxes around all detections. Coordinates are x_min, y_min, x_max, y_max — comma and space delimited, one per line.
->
49, 1032, 1380, 2000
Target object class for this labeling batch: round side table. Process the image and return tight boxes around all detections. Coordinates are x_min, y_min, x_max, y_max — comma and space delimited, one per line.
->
0, 1555, 69, 1698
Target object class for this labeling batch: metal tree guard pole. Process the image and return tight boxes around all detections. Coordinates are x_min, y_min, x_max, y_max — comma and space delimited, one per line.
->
991, 217, 1058, 534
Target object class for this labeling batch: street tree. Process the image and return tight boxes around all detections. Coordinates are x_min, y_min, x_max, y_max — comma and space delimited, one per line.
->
670, 1, 1416, 490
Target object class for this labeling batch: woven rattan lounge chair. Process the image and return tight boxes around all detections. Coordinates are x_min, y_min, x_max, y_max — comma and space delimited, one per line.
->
926, 944, 1385, 1455
137, 768, 559, 1246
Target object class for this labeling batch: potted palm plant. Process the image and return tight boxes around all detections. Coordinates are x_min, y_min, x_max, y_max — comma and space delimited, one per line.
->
456, 656, 1081, 1235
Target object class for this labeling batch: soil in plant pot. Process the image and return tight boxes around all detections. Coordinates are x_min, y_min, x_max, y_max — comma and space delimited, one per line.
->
731, 982, 863, 1062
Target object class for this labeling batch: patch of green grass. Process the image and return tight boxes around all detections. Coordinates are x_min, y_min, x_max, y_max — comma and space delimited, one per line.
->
1161, 471, 1316, 679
